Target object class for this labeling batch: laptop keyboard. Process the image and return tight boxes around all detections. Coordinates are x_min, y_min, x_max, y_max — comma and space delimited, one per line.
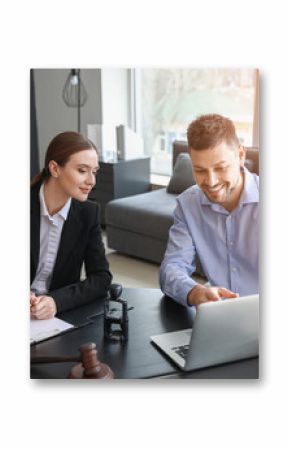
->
172, 344, 190, 359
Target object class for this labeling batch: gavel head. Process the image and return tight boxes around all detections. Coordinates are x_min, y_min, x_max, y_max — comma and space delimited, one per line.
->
79, 342, 99, 377
68, 342, 114, 379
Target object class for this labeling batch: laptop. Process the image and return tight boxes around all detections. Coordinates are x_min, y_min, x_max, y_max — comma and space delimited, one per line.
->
151, 294, 259, 371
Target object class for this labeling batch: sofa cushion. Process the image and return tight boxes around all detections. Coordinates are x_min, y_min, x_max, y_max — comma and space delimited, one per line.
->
167, 153, 195, 194
106, 188, 177, 240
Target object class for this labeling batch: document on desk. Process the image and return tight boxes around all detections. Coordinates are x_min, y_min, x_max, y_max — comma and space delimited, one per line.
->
30, 317, 74, 344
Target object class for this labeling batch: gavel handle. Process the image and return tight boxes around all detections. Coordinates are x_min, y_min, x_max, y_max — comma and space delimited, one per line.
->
31, 355, 80, 364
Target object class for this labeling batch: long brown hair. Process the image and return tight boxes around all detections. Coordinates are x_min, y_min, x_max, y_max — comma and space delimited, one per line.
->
31, 131, 98, 187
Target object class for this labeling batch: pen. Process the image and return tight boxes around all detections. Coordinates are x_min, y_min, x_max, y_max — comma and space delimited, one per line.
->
30, 292, 41, 307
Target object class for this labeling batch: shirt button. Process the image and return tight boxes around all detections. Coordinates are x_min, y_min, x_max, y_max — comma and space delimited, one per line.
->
232, 267, 237, 272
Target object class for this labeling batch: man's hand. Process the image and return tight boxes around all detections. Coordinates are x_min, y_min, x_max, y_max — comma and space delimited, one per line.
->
30, 294, 57, 320
187, 284, 239, 306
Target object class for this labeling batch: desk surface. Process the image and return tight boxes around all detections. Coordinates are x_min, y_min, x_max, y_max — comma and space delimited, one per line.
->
30, 288, 259, 379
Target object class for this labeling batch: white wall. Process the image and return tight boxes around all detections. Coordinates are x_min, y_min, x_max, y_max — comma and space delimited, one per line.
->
34, 68, 102, 167
34, 68, 130, 168
100, 68, 130, 127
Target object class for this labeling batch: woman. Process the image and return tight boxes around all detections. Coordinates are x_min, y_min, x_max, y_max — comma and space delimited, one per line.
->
30, 131, 112, 319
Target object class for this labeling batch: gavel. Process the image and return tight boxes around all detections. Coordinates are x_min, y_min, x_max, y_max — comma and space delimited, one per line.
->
31, 342, 114, 379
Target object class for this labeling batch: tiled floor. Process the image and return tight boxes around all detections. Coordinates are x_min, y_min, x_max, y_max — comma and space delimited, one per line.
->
103, 232, 160, 288
103, 232, 206, 289
106, 251, 160, 288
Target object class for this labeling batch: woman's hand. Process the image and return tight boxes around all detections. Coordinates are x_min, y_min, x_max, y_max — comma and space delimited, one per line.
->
30, 294, 57, 319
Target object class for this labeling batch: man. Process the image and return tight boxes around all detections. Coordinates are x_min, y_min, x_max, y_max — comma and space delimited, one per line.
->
160, 114, 259, 308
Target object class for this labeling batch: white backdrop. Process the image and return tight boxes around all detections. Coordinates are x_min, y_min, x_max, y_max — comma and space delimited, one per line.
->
1, 1, 288, 448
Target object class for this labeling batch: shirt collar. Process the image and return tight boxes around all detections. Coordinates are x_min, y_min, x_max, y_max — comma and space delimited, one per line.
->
39, 183, 71, 220
239, 167, 259, 205
199, 167, 259, 211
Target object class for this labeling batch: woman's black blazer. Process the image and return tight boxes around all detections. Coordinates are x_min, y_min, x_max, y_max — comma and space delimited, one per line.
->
30, 182, 112, 313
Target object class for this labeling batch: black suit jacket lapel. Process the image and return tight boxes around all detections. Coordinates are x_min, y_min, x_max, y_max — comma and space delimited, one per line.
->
51, 201, 83, 286
30, 184, 41, 281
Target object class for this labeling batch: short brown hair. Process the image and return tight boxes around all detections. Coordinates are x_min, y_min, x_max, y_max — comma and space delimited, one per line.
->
31, 131, 98, 187
187, 114, 239, 150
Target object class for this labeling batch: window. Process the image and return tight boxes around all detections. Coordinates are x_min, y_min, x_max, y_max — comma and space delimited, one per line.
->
135, 68, 257, 176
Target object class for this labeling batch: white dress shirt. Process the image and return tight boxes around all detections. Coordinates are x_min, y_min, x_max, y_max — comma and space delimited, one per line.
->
31, 184, 71, 295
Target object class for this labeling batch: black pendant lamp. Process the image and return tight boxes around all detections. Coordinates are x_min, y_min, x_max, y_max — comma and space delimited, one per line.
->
62, 69, 88, 132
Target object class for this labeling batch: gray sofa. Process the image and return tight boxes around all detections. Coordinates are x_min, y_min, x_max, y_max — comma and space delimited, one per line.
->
105, 141, 259, 268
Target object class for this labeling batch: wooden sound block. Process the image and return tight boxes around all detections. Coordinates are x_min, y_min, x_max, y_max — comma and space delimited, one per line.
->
68, 362, 114, 379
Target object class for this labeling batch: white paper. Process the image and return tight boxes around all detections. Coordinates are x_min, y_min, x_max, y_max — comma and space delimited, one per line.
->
30, 317, 74, 343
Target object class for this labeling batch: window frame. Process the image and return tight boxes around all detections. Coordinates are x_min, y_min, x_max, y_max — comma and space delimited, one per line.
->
131, 68, 259, 177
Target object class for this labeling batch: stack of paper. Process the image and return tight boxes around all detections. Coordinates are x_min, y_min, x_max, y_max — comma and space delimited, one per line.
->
30, 317, 74, 344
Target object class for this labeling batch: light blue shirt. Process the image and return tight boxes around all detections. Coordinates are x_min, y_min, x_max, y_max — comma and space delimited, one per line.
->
160, 168, 259, 307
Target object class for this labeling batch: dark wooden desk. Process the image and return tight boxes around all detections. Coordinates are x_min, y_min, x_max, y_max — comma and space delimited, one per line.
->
30, 288, 259, 379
